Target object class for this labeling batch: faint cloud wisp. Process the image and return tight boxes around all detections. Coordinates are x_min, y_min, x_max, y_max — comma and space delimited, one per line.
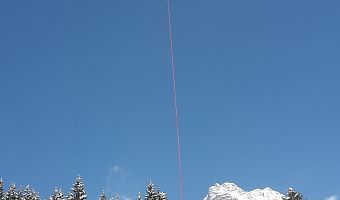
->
105, 165, 131, 198
120, 195, 133, 200
326, 195, 338, 200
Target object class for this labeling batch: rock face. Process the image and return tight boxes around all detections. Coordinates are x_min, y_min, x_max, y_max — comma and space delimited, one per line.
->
203, 182, 284, 200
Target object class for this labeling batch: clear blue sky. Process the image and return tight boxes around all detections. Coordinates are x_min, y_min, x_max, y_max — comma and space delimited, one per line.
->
0, 1, 339, 200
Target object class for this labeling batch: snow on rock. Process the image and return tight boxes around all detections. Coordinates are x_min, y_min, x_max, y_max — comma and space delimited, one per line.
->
203, 182, 284, 200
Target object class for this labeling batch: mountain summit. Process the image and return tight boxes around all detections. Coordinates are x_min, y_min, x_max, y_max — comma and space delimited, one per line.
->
203, 182, 284, 200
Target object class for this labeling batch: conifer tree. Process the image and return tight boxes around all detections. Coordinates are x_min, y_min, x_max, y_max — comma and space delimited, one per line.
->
154, 188, 160, 200
144, 181, 156, 200
67, 176, 87, 200
0, 179, 4, 200
24, 185, 33, 200
136, 192, 142, 200
31, 190, 40, 200
17, 186, 24, 200
5, 183, 18, 200
157, 192, 167, 200
49, 188, 65, 200
283, 188, 304, 200
154, 187, 167, 200
98, 191, 106, 200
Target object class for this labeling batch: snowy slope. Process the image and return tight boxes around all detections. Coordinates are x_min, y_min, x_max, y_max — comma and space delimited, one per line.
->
203, 182, 284, 200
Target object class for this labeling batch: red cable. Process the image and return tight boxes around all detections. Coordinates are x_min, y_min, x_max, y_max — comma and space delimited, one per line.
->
166, 1, 183, 200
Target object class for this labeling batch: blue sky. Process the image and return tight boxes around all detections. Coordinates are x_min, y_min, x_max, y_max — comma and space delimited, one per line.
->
0, 1, 339, 200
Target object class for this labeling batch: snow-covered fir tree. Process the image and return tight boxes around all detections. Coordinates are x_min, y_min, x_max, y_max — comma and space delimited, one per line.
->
0, 178, 4, 200
155, 188, 167, 200
49, 188, 65, 200
98, 191, 106, 200
24, 185, 33, 200
136, 192, 142, 200
67, 176, 87, 200
23, 186, 39, 200
145, 180, 156, 200
31, 189, 40, 200
17, 186, 24, 200
4, 183, 18, 200
144, 180, 167, 200
282, 188, 304, 200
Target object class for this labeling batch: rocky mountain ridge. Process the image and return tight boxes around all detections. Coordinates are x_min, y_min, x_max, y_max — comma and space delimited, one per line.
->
203, 182, 285, 200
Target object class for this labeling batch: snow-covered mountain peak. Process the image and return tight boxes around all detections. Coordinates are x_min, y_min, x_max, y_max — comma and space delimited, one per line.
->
204, 182, 284, 200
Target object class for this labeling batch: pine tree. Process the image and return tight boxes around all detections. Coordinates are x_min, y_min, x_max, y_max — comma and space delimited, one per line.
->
154, 188, 160, 200
98, 191, 106, 200
49, 188, 65, 200
17, 186, 24, 200
144, 180, 156, 200
31, 190, 40, 200
24, 185, 33, 200
157, 192, 167, 200
67, 176, 87, 200
0, 178, 4, 200
283, 188, 304, 200
136, 192, 142, 200
4, 183, 18, 200
154, 187, 167, 200
157, 189, 167, 200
